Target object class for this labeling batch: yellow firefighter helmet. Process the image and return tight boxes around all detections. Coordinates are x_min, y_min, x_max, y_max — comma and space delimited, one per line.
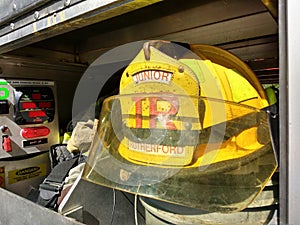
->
82, 40, 277, 213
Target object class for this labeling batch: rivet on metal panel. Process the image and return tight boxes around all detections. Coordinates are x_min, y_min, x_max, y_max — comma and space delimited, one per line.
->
178, 65, 184, 73
34, 11, 39, 20
64, 0, 71, 6
52, 13, 57, 24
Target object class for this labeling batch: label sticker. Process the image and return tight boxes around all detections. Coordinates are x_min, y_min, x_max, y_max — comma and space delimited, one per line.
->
8, 164, 47, 185
23, 138, 48, 147
132, 70, 173, 84
128, 140, 185, 157
0, 167, 5, 188
130, 96, 179, 130
7, 80, 55, 86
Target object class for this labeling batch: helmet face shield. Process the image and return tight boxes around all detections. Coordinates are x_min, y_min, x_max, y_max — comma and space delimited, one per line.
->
82, 93, 277, 213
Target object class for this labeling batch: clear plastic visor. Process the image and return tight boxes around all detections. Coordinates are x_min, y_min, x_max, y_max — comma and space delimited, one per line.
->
82, 93, 277, 213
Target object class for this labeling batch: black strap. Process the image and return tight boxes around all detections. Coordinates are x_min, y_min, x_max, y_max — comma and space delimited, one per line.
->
262, 104, 279, 162
36, 156, 79, 210
49, 144, 72, 169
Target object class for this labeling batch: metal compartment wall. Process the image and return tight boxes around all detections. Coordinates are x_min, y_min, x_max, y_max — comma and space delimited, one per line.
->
0, 0, 294, 224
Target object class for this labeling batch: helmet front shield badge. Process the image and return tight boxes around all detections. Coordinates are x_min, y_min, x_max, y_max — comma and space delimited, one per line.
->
82, 41, 278, 213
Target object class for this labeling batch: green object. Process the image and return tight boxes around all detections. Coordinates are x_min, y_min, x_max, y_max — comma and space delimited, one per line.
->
265, 87, 277, 105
